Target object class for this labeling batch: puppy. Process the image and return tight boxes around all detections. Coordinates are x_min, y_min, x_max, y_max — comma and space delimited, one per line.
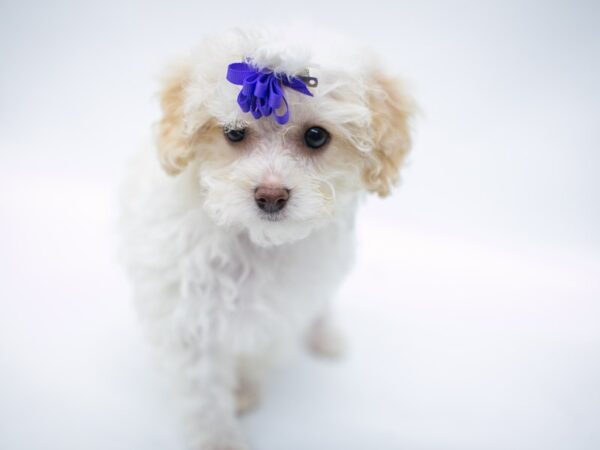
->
120, 27, 414, 450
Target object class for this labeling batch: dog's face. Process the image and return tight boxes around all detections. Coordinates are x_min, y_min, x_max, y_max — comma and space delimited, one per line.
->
156, 29, 414, 246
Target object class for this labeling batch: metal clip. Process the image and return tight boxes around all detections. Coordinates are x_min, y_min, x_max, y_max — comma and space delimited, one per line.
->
298, 75, 318, 88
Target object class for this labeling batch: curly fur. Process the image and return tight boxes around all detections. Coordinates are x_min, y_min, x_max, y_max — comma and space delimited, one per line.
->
120, 26, 414, 450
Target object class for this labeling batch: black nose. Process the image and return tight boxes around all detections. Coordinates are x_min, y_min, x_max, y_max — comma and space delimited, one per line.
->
255, 186, 289, 213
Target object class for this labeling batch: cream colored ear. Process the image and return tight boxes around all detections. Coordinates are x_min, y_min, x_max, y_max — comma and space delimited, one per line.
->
156, 60, 195, 175
362, 73, 415, 197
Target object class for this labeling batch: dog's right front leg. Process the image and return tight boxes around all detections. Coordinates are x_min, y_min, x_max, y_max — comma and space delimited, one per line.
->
176, 348, 248, 450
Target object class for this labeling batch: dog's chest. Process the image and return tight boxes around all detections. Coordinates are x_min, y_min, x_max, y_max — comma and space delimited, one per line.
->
179, 220, 355, 351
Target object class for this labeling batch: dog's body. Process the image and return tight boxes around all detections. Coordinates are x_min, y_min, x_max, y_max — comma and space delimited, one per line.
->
121, 27, 413, 449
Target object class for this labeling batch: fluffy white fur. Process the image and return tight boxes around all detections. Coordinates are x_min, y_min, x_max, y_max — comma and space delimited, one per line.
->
120, 27, 414, 450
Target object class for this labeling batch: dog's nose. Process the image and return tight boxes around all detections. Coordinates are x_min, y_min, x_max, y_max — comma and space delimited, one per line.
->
255, 186, 289, 213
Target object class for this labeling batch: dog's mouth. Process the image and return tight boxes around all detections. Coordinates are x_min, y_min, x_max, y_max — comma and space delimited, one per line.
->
259, 211, 286, 222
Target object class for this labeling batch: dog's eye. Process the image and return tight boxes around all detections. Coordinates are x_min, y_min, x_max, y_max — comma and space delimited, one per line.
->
224, 128, 246, 142
304, 126, 330, 149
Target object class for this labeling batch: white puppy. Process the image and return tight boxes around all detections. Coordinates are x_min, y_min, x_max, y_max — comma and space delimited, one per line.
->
120, 27, 414, 450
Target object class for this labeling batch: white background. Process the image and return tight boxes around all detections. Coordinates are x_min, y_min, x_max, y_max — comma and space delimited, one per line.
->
1, 1, 599, 449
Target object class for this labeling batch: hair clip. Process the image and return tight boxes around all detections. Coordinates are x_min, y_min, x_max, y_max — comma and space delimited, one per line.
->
226, 61, 317, 125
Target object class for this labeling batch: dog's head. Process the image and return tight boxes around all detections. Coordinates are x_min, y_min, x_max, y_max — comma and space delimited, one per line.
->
156, 28, 414, 246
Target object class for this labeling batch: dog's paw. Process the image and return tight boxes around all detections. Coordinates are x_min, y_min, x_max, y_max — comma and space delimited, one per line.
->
307, 320, 346, 359
235, 379, 260, 415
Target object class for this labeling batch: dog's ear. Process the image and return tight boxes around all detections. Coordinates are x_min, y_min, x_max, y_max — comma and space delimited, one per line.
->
362, 73, 415, 197
156, 60, 197, 175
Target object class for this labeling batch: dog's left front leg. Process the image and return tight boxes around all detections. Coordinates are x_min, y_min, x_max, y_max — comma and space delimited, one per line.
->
177, 348, 248, 450
306, 309, 346, 359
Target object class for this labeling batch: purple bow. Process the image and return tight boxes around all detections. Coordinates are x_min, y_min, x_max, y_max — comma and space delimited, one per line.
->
226, 62, 314, 125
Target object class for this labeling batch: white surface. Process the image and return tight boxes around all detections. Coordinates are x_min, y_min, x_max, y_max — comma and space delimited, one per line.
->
1, 1, 599, 449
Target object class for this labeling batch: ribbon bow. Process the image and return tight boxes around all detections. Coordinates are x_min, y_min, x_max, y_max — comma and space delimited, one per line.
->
226, 62, 315, 125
